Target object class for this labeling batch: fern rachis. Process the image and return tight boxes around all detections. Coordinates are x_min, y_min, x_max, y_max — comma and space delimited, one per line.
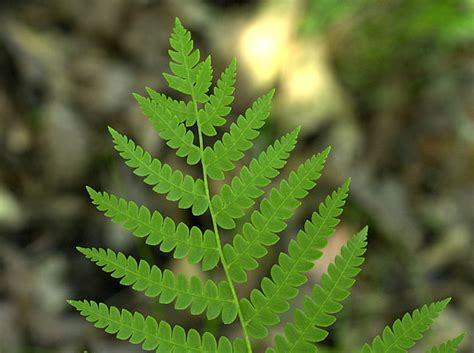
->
69, 18, 465, 353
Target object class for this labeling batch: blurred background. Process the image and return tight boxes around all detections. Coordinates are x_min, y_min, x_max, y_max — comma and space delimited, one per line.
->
0, 0, 473, 352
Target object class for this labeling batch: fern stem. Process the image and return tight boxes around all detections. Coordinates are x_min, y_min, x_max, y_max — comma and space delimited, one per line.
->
193, 99, 253, 353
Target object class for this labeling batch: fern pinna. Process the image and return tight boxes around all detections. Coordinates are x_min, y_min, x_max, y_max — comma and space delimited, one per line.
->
69, 18, 465, 353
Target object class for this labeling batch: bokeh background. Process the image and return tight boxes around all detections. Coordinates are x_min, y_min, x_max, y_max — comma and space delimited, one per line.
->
0, 0, 473, 352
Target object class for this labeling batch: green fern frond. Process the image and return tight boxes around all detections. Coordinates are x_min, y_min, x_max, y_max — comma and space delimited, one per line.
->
359, 298, 451, 353
267, 227, 368, 353
68, 300, 244, 353
425, 334, 465, 353
163, 18, 203, 99
77, 247, 238, 324
86, 188, 219, 270
108, 127, 208, 215
212, 127, 300, 230
199, 58, 237, 136
71, 18, 462, 353
223, 148, 330, 283
240, 180, 351, 339
133, 93, 202, 165
203, 90, 275, 180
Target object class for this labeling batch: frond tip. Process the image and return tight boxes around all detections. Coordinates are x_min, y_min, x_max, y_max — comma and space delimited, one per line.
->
359, 298, 451, 353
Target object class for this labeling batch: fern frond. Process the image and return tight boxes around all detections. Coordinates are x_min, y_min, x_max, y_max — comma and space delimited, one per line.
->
425, 334, 465, 353
108, 127, 207, 215
86, 188, 219, 271
212, 127, 300, 229
267, 227, 368, 353
359, 298, 451, 353
199, 58, 237, 136
240, 180, 351, 339
77, 248, 238, 324
223, 148, 330, 283
163, 18, 203, 98
133, 94, 202, 165
203, 90, 275, 180
68, 300, 244, 353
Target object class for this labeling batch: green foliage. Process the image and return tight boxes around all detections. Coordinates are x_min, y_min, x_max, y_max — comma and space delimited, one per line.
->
425, 335, 465, 353
70, 18, 464, 353
359, 299, 451, 353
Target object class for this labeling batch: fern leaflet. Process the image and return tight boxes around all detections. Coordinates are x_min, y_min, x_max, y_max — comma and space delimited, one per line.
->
425, 335, 465, 353
199, 58, 237, 136
86, 187, 219, 270
68, 300, 245, 353
267, 226, 368, 353
359, 298, 451, 353
109, 127, 207, 215
78, 247, 238, 324
240, 180, 351, 339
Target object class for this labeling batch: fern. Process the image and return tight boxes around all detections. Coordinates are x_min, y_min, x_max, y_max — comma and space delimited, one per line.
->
70, 18, 465, 353
359, 299, 451, 353
425, 335, 465, 353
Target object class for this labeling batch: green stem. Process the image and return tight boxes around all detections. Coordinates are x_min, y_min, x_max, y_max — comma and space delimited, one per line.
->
192, 99, 253, 353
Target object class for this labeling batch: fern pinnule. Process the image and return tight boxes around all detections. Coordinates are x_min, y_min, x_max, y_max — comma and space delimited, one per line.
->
200, 58, 237, 136
69, 17, 464, 353
77, 247, 238, 323
108, 127, 208, 215
359, 298, 451, 353
425, 334, 465, 353
86, 187, 220, 270
68, 300, 243, 353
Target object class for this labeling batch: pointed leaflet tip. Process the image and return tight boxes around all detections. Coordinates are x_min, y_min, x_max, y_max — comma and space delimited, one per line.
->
440, 297, 452, 306
357, 226, 369, 241
320, 145, 331, 159
107, 125, 118, 136
67, 299, 80, 308
85, 185, 96, 197
132, 92, 146, 104
76, 246, 88, 255
268, 88, 276, 99
343, 177, 352, 189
